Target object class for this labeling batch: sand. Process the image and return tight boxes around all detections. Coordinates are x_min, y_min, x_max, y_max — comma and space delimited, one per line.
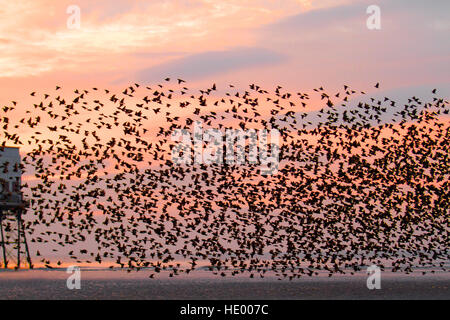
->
0, 269, 448, 300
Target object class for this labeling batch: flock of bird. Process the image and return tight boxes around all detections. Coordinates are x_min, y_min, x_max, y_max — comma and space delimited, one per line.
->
0, 79, 448, 279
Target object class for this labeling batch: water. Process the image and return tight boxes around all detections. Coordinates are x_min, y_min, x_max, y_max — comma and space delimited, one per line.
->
0, 268, 448, 299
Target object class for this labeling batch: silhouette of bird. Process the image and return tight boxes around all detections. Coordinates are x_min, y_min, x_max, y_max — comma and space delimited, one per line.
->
0, 80, 447, 280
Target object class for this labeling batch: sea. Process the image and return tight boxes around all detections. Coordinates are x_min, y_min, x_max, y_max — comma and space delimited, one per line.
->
0, 267, 448, 300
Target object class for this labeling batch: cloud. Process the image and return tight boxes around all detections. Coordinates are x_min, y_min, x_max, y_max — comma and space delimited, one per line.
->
263, 1, 365, 33
264, 0, 450, 34
254, 0, 450, 90
0, 0, 308, 79
137, 47, 286, 82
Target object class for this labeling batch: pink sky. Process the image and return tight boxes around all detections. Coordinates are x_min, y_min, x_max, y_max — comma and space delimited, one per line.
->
0, 0, 448, 98
0, 0, 449, 269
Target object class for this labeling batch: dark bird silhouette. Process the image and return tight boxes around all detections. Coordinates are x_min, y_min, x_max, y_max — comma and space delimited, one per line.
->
2, 80, 447, 280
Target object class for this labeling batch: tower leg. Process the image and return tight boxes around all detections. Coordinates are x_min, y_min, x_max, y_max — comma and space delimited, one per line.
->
21, 211, 32, 268
0, 213, 7, 268
16, 212, 21, 269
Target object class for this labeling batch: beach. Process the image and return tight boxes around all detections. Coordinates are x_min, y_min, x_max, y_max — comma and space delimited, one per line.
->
0, 269, 448, 300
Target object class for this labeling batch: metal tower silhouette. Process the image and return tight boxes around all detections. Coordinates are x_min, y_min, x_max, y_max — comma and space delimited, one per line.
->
0, 146, 32, 269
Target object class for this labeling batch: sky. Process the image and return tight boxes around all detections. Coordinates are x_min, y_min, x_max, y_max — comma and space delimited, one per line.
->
0, 0, 449, 269
0, 0, 449, 98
